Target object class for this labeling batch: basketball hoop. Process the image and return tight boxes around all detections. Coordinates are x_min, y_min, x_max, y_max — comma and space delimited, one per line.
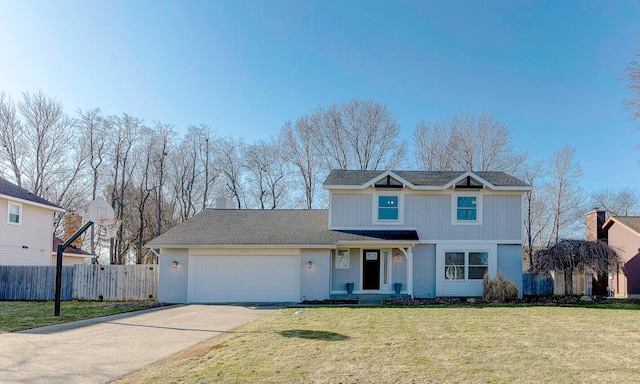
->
97, 218, 122, 239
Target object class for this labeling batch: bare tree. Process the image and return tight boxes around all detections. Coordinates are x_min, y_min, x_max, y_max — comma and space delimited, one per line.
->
244, 138, 290, 209
153, 122, 176, 239
413, 120, 455, 171
17, 92, 89, 234
0, 92, 26, 185
217, 137, 246, 209
412, 110, 527, 173
77, 108, 108, 260
19, 91, 75, 197
193, 125, 218, 211
312, 98, 406, 171
169, 132, 201, 221
589, 187, 640, 217
623, 43, 640, 124
545, 146, 584, 246
134, 127, 157, 264
107, 113, 141, 264
522, 160, 550, 268
281, 118, 321, 209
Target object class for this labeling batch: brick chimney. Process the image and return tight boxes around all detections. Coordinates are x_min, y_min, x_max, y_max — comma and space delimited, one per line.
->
64, 212, 83, 248
586, 209, 607, 241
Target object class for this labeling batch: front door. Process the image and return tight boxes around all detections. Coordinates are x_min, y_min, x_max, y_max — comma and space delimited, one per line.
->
363, 250, 380, 290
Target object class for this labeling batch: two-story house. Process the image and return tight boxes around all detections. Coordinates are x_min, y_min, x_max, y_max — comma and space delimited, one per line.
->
147, 170, 530, 303
0, 177, 66, 265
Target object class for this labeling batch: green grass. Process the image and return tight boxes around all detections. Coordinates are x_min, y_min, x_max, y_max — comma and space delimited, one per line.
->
0, 300, 159, 333
112, 304, 640, 384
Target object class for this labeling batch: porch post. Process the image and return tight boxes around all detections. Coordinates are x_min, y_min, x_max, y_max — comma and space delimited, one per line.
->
398, 246, 414, 298
407, 247, 413, 298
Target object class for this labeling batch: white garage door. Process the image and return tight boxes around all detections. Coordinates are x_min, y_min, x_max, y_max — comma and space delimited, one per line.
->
188, 254, 300, 303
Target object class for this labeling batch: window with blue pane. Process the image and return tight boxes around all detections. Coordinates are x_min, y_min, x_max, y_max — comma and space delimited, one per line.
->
378, 196, 398, 220
457, 196, 477, 221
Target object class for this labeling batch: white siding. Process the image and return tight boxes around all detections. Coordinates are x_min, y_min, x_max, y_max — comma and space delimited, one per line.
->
0, 197, 55, 266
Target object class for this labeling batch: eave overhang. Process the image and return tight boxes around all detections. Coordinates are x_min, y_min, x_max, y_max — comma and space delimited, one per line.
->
324, 170, 531, 192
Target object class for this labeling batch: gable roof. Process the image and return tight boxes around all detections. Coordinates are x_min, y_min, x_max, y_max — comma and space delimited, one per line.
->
0, 177, 63, 211
52, 237, 92, 257
323, 170, 530, 191
603, 216, 640, 235
146, 209, 418, 248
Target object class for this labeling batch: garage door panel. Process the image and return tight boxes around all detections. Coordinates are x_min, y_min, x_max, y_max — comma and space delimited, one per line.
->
189, 255, 300, 302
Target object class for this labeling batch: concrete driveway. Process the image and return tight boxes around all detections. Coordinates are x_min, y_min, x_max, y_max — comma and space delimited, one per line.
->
0, 304, 280, 384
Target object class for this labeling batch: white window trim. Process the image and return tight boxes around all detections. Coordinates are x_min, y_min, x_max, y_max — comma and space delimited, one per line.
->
451, 192, 482, 225
335, 249, 350, 269
373, 192, 404, 225
436, 243, 497, 297
7, 201, 22, 226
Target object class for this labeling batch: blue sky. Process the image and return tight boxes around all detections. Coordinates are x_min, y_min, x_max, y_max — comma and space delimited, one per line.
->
1, 0, 639, 195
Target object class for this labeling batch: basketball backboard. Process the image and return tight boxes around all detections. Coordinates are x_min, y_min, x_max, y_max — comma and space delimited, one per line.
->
87, 199, 115, 223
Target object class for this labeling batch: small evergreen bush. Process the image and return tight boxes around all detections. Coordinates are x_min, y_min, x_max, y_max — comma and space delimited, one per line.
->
482, 272, 518, 302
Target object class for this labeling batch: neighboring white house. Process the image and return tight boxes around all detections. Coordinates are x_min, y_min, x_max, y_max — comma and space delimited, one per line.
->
0, 177, 65, 265
52, 236, 92, 266
147, 170, 531, 303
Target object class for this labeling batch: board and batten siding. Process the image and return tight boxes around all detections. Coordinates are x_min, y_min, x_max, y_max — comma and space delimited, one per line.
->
330, 193, 373, 229
497, 244, 523, 298
330, 191, 523, 241
331, 248, 361, 292
412, 244, 436, 298
0, 197, 55, 266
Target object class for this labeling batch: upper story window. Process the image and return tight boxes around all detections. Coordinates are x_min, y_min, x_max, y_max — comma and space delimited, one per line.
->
457, 196, 477, 220
8, 202, 21, 225
452, 193, 482, 225
378, 196, 398, 220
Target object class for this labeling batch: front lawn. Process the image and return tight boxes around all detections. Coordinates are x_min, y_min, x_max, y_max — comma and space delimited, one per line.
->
0, 300, 164, 333
112, 305, 640, 383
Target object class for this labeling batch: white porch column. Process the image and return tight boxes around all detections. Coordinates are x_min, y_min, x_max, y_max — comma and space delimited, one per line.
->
398, 246, 414, 298
407, 247, 413, 298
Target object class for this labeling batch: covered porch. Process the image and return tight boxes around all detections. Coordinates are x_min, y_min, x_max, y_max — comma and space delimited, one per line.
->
329, 242, 416, 298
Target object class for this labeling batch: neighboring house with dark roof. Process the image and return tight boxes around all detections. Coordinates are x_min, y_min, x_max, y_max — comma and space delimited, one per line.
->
0, 177, 65, 265
147, 170, 531, 303
52, 237, 91, 265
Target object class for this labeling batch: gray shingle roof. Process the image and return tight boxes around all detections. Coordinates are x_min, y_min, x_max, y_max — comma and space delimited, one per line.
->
323, 170, 529, 188
610, 216, 640, 234
146, 209, 418, 247
0, 177, 61, 209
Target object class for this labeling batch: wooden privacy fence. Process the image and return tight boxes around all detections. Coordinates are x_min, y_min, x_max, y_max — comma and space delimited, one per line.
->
522, 271, 594, 296
522, 272, 554, 296
0, 265, 158, 301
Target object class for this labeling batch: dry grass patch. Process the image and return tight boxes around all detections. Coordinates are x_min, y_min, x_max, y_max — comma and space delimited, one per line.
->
112, 306, 640, 384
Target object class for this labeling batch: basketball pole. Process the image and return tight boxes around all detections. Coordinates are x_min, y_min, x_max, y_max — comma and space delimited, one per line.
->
55, 220, 94, 316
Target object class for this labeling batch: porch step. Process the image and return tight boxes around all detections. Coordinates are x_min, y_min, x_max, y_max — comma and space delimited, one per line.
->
331, 294, 411, 306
